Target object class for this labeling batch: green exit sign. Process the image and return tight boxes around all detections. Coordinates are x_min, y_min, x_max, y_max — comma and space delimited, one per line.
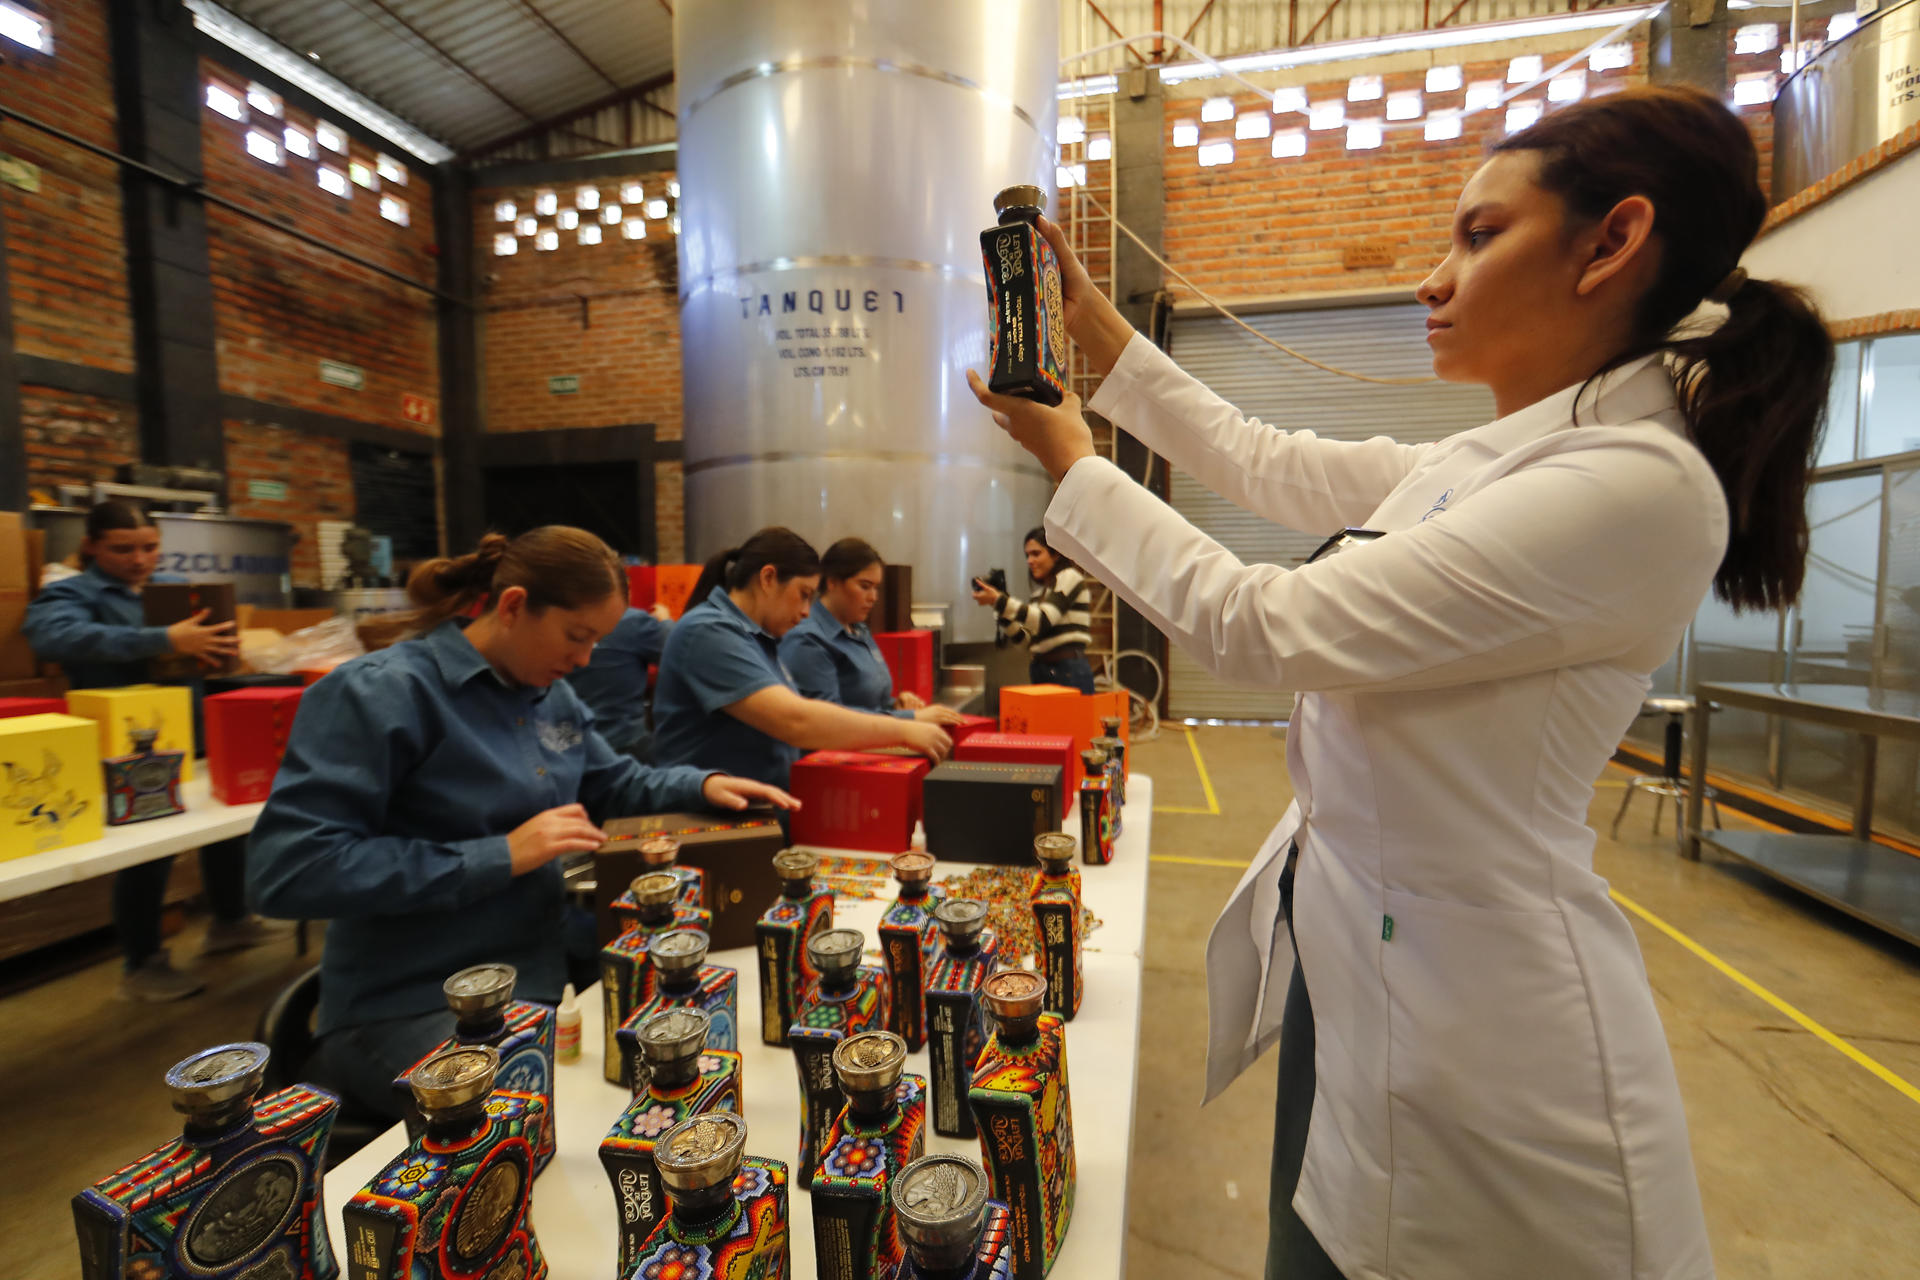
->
548, 374, 580, 395
247, 480, 288, 502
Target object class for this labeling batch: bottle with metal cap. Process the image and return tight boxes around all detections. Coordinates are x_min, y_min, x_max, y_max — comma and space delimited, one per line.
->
1028, 832, 1086, 1020
789, 927, 892, 1189
623, 1112, 791, 1277
756, 848, 835, 1046
981, 184, 1067, 406
103, 724, 186, 824
879, 850, 947, 1052
892, 1154, 1015, 1280
391, 962, 559, 1175
600, 1009, 746, 1268
925, 898, 1002, 1140
600, 870, 715, 1087
615, 929, 741, 1076
1077, 745, 1115, 868
1093, 713, 1127, 811
608, 832, 707, 922
813, 1031, 928, 1280
970, 970, 1077, 1280
345, 1044, 550, 1280
73, 1043, 343, 1280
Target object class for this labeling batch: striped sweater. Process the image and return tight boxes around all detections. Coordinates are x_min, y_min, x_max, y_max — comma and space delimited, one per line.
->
997, 567, 1093, 656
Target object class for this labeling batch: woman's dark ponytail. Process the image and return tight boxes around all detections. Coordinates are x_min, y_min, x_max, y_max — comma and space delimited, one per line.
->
403, 527, 621, 633
690, 527, 822, 607
690, 545, 743, 608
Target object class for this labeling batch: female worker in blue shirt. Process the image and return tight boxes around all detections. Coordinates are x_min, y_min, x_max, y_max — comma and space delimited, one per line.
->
652, 527, 952, 791
779, 537, 964, 728
247, 525, 794, 1120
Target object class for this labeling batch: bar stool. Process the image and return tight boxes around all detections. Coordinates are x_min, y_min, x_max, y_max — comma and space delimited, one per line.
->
1611, 695, 1721, 848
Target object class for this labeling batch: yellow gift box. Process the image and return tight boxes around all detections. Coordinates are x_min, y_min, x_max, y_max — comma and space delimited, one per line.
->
0, 713, 106, 861
65, 685, 195, 781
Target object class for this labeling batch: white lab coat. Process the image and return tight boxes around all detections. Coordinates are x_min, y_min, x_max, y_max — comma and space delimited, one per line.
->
1047, 335, 1724, 1280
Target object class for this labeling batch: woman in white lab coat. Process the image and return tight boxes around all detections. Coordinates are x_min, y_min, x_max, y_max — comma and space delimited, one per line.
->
969, 86, 1832, 1280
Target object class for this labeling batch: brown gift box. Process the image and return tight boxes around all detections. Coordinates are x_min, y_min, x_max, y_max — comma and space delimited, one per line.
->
143, 583, 240, 678
593, 811, 788, 950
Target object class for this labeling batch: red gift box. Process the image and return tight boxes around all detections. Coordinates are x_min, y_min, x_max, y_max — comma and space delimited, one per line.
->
626, 564, 656, 609
0, 696, 66, 719
872, 629, 935, 706
204, 687, 306, 804
947, 713, 997, 746
789, 750, 932, 853
954, 731, 1077, 805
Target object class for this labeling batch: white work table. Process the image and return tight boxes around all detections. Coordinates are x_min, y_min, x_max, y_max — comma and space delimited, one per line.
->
326, 774, 1155, 1279
0, 775, 262, 903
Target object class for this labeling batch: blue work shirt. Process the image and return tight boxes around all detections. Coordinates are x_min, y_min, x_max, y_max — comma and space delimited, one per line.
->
779, 599, 910, 719
21, 564, 174, 689
564, 607, 673, 754
652, 586, 803, 789
247, 619, 713, 1035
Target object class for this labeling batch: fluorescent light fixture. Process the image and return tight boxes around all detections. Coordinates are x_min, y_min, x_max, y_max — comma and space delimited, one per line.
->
1058, 115, 1085, 144
646, 198, 669, 219
318, 164, 349, 197
536, 230, 558, 251
376, 153, 406, 184
1197, 140, 1234, 167
1309, 99, 1346, 131
516, 215, 537, 236
1508, 54, 1543, 83
535, 190, 558, 216
1548, 71, 1587, 102
557, 209, 579, 230
1734, 23, 1779, 55
1272, 129, 1307, 159
186, 0, 453, 163
1155, 7, 1665, 84
1236, 111, 1272, 139
1201, 96, 1234, 122
1171, 120, 1199, 147
1346, 119, 1384, 151
1425, 110, 1463, 142
0, 1, 52, 52
1086, 131, 1112, 161
1828, 12, 1858, 40
244, 130, 282, 165
1426, 65, 1463, 92
1347, 75, 1384, 102
1465, 80, 1503, 112
1589, 42, 1634, 72
576, 186, 600, 210
602, 204, 622, 224
1058, 74, 1118, 100
284, 126, 314, 159
493, 233, 518, 256
1271, 86, 1308, 114
578, 224, 602, 245
623, 218, 647, 240
494, 200, 516, 222
621, 182, 645, 204
1386, 90, 1423, 121
246, 83, 282, 117
1505, 100, 1543, 133
1732, 73, 1777, 106
206, 82, 246, 121
379, 195, 408, 225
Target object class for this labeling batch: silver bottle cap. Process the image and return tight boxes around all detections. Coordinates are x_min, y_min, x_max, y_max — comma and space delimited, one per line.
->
1079, 746, 1107, 769
638, 835, 681, 867
650, 929, 710, 979
982, 970, 1047, 1022
630, 871, 682, 909
1033, 832, 1077, 870
933, 898, 989, 948
890, 851, 936, 887
655, 1112, 748, 1195
638, 1007, 711, 1068
773, 848, 819, 887
807, 927, 865, 981
1099, 714, 1123, 736
442, 962, 516, 1022
408, 1044, 500, 1117
993, 185, 1046, 217
833, 1030, 908, 1095
893, 1155, 991, 1270
165, 1042, 269, 1123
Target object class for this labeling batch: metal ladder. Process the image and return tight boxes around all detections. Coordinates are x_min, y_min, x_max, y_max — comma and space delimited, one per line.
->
1064, 86, 1120, 686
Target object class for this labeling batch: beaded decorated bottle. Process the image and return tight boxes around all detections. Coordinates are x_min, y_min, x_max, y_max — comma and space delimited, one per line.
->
969, 971, 1076, 1280
611, 833, 706, 921
1093, 714, 1127, 813
925, 898, 1001, 1140
1027, 834, 1084, 1019
73, 1042, 340, 1280
1076, 748, 1113, 867
892, 1155, 1016, 1280
879, 851, 946, 1052
812, 1032, 928, 1280
103, 725, 185, 824
602, 870, 714, 1086
617, 929, 740, 1091
790, 928, 892, 1189
600, 1009, 746, 1271
981, 185, 1066, 407
392, 963, 557, 1177
343, 1045, 548, 1280
757, 848, 835, 1046
625, 1112, 791, 1280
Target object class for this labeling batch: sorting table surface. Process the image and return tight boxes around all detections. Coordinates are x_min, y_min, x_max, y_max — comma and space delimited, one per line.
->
0, 775, 261, 904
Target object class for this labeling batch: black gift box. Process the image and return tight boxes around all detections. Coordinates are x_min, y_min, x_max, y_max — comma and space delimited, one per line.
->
922, 761, 1063, 866
594, 811, 788, 949
877, 563, 914, 634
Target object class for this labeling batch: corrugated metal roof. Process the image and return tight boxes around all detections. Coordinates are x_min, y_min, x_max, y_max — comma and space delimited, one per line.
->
210, 0, 674, 155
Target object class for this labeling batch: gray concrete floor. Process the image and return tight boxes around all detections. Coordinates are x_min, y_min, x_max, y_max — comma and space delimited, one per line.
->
4, 726, 1918, 1276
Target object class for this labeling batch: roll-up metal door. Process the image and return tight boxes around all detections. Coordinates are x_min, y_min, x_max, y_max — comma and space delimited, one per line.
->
1165, 301, 1497, 720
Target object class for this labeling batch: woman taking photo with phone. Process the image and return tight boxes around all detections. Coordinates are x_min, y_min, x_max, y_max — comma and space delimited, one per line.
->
970, 86, 1828, 1280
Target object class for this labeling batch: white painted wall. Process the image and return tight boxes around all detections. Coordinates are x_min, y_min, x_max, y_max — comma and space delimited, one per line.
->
1742, 149, 1920, 320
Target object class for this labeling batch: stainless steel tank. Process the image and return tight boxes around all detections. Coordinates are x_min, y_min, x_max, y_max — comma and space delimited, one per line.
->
675, 0, 1059, 643
30, 508, 294, 606
1772, 0, 1920, 203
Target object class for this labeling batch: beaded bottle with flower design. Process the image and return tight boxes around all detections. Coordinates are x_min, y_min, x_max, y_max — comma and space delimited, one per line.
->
812, 1032, 927, 1280
73, 1042, 340, 1280
610, 834, 707, 921
790, 928, 891, 1189
1027, 834, 1084, 1020
879, 851, 946, 1052
757, 849, 835, 1046
601, 1009, 745, 1272
1075, 748, 1114, 867
616, 929, 740, 1092
624, 1112, 789, 1280
969, 971, 1075, 1280
892, 1154, 1016, 1280
602, 871, 714, 1086
926, 899, 1001, 1140
343, 1045, 548, 1280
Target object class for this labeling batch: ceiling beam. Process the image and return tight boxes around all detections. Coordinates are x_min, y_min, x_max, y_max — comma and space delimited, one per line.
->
510, 0, 621, 92
460, 70, 677, 162
359, 0, 541, 122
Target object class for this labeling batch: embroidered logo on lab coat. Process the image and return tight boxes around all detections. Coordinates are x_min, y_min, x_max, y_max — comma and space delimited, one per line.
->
1420, 487, 1455, 522
536, 717, 582, 754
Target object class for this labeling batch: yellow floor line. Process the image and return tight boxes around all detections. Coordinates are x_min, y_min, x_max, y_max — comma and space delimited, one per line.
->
1154, 725, 1225, 817
1611, 889, 1920, 1107
1151, 854, 1251, 869
1154, 805, 1219, 816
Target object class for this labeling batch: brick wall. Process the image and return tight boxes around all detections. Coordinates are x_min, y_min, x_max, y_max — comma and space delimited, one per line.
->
222, 418, 354, 587
20, 388, 139, 493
